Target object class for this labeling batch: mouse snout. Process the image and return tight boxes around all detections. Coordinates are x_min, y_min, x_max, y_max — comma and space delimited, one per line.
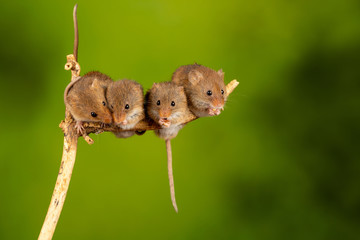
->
159, 108, 171, 119
103, 116, 112, 124
102, 108, 113, 124
113, 112, 127, 125
212, 98, 225, 109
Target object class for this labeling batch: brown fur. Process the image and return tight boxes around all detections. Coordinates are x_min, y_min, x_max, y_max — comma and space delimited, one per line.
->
146, 81, 190, 136
172, 64, 227, 117
107, 79, 145, 126
65, 71, 113, 123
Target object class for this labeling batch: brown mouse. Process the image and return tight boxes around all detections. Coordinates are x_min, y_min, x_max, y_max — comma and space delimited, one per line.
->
64, 71, 113, 134
146, 81, 192, 212
106, 79, 145, 138
172, 64, 227, 117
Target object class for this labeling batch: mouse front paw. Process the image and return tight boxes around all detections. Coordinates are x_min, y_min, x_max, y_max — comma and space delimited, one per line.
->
159, 118, 171, 128
208, 108, 221, 116
75, 121, 85, 135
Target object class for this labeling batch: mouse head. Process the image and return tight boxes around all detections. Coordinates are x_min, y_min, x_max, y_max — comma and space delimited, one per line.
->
70, 78, 113, 123
107, 80, 144, 127
187, 67, 226, 116
146, 82, 187, 127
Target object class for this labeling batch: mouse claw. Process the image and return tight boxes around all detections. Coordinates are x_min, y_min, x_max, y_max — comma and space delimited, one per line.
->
159, 119, 171, 128
208, 108, 221, 116
75, 121, 85, 135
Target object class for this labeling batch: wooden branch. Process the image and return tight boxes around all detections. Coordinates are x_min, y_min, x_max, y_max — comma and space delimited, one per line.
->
64, 54, 80, 80
38, 122, 78, 240
39, 56, 82, 240
226, 79, 239, 96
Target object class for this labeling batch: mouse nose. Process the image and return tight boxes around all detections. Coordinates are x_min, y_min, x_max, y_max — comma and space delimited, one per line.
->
212, 98, 224, 109
159, 109, 171, 119
113, 112, 126, 125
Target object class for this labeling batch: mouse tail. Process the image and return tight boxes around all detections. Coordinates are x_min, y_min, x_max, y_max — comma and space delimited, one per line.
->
166, 139, 178, 213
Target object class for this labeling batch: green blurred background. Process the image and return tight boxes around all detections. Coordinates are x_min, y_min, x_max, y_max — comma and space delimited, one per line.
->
1, 0, 359, 239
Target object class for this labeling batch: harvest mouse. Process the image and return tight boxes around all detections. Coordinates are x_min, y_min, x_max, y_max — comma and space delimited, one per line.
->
172, 64, 227, 117
64, 71, 113, 134
146, 81, 192, 212
106, 79, 145, 138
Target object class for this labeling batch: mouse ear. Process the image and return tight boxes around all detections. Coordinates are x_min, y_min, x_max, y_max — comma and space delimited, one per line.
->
91, 79, 101, 89
176, 85, 185, 92
217, 69, 224, 78
188, 70, 203, 85
152, 82, 159, 89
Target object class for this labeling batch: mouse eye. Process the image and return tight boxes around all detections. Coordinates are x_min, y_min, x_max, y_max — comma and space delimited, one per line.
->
157, 100, 161, 105
171, 101, 175, 107
207, 90, 212, 96
221, 89, 224, 95
91, 112, 97, 118
102, 101, 106, 106
125, 104, 130, 109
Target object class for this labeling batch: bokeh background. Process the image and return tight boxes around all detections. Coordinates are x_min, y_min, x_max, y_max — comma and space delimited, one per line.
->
1, 0, 359, 239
